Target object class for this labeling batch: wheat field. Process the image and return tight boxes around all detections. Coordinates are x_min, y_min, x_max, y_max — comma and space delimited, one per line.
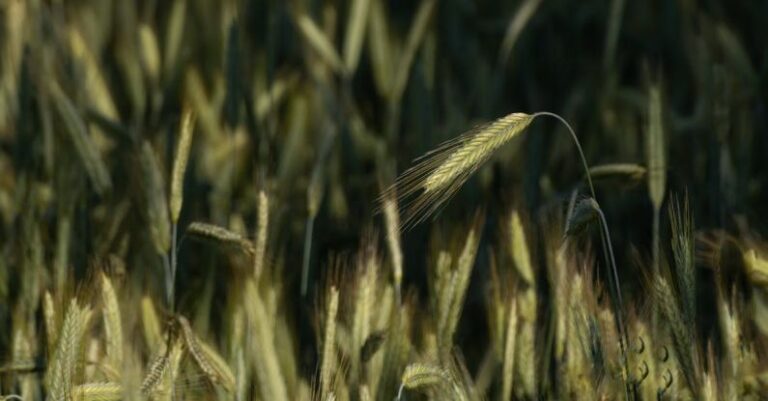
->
0, 1, 766, 400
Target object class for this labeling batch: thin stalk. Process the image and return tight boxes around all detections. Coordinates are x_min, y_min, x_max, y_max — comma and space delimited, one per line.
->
533, 111, 630, 400
301, 216, 315, 297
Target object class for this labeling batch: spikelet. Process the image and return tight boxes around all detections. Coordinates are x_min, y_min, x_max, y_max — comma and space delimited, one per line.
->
169, 108, 195, 223
140, 352, 168, 396
382, 113, 533, 228
100, 272, 123, 373
72, 382, 122, 401
187, 222, 255, 256
398, 362, 467, 400
321, 286, 340, 399
178, 316, 236, 392
47, 299, 92, 401
253, 190, 269, 279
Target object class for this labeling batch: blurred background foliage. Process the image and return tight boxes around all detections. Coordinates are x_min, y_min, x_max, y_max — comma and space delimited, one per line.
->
0, 0, 766, 390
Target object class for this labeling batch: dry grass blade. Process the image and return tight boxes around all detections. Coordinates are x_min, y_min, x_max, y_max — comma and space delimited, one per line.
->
187, 221, 255, 256
170, 108, 196, 223
253, 190, 269, 279
178, 316, 236, 392
343, 0, 371, 74
587, 163, 646, 182
382, 191, 403, 302
49, 81, 112, 195
72, 382, 122, 401
140, 141, 171, 254
295, 12, 345, 75
497, 0, 543, 67
647, 84, 665, 277
366, 0, 393, 96
44, 291, 58, 357
391, 0, 437, 103
382, 113, 533, 228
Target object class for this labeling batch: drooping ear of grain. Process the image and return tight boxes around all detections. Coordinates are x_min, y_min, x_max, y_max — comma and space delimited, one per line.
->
384, 112, 533, 229
187, 221, 255, 256
178, 316, 236, 392
169, 108, 195, 223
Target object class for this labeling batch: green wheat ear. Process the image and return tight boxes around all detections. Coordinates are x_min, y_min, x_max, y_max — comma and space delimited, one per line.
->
382, 111, 594, 229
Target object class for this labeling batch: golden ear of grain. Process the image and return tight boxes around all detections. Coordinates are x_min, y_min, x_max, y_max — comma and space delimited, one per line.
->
72, 382, 122, 401
400, 363, 450, 390
187, 222, 255, 256
178, 316, 236, 392
383, 113, 533, 229
141, 352, 168, 396
169, 108, 195, 223
646, 85, 666, 210
47, 299, 92, 401
100, 272, 123, 373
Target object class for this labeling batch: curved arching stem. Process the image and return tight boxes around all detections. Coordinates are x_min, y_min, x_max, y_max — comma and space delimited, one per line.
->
533, 111, 631, 399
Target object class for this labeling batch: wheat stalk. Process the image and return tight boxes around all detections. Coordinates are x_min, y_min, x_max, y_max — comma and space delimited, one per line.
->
382, 111, 595, 229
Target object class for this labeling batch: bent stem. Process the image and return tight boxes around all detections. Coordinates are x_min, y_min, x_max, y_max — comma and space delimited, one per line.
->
533, 111, 630, 399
